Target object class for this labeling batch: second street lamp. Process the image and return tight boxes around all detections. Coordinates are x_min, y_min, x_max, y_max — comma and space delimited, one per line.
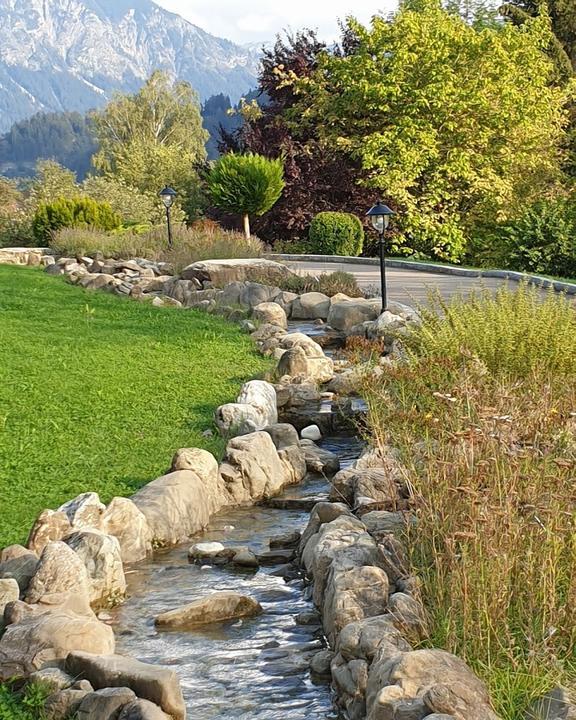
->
366, 201, 395, 313
159, 186, 177, 249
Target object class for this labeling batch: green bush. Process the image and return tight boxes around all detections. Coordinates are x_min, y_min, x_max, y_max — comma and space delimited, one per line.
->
0, 681, 49, 720
308, 212, 364, 256
32, 196, 122, 243
471, 198, 576, 278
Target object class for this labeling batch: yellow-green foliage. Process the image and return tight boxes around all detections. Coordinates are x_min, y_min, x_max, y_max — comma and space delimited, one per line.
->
32, 196, 122, 243
289, 1, 568, 261
361, 284, 576, 718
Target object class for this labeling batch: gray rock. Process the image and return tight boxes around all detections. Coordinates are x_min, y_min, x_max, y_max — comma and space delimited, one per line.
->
28, 667, 75, 693
118, 698, 171, 719
66, 652, 185, 720
131, 454, 225, 547
291, 292, 331, 320
27, 510, 72, 555
300, 439, 340, 475
0, 611, 114, 680
101, 497, 152, 564
310, 649, 334, 681
155, 592, 262, 628
215, 380, 278, 436
65, 530, 126, 607
0, 578, 19, 615
301, 424, 322, 441
25, 541, 91, 605
44, 688, 92, 719
262, 423, 300, 450
526, 687, 576, 720
269, 531, 301, 549
0, 552, 39, 594
232, 549, 259, 568
76, 687, 137, 719
327, 295, 381, 332
58, 492, 106, 530
252, 301, 288, 329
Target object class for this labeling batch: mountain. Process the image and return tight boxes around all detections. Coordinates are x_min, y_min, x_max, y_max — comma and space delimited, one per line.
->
0, 0, 260, 133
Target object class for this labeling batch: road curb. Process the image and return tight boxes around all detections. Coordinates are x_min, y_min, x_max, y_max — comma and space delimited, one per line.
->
268, 254, 576, 296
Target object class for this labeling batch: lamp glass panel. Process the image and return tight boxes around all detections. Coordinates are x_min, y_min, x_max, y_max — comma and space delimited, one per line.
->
371, 215, 385, 233
161, 194, 173, 208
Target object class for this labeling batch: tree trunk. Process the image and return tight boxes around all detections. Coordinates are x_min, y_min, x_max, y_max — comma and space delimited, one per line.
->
243, 214, 251, 239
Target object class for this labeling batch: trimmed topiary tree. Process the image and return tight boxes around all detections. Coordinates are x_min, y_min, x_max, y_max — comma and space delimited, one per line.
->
207, 153, 284, 238
32, 196, 122, 244
308, 211, 364, 256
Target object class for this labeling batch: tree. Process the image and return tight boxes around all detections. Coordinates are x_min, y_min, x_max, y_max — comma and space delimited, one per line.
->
207, 153, 285, 237
0, 111, 97, 179
27, 160, 80, 206
92, 71, 208, 218
500, 0, 576, 81
288, 1, 568, 261
220, 30, 369, 244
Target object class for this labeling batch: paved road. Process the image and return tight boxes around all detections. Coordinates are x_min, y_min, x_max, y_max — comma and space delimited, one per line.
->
286, 260, 506, 306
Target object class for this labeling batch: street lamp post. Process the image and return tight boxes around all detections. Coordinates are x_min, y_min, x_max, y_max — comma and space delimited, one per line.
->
159, 186, 177, 249
366, 201, 395, 313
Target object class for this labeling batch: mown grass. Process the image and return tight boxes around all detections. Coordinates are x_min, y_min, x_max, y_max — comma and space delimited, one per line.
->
361, 284, 576, 719
0, 266, 269, 548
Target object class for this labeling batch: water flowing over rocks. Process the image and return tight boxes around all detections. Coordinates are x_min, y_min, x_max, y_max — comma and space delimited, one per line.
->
0, 251, 506, 719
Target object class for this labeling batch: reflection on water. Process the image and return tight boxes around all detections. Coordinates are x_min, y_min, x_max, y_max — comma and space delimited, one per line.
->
112, 436, 362, 719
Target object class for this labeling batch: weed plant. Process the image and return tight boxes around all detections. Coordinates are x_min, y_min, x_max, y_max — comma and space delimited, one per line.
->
361, 284, 576, 718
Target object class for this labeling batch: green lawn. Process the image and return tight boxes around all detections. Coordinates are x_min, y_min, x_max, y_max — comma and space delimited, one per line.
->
0, 266, 269, 548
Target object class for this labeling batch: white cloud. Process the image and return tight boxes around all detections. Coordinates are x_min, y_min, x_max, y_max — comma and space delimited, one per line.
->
156, 0, 398, 44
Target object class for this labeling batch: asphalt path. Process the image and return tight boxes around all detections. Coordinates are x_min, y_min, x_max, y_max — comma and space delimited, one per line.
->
285, 259, 506, 306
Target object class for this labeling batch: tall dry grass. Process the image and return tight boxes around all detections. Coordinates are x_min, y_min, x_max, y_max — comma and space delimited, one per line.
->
361, 284, 576, 718
51, 223, 264, 272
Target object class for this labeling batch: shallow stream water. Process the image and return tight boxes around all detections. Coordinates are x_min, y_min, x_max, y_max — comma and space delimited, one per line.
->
112, 435, 363, 719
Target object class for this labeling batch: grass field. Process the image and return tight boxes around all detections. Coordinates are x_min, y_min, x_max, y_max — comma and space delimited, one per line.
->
0, 266, 269, 549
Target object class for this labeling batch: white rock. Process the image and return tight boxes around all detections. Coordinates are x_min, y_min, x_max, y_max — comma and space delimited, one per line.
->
301, 424, 322, 441
188, 542, 225, 558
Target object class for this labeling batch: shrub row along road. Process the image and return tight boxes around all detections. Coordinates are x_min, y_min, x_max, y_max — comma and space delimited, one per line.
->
286, 259, 507, 305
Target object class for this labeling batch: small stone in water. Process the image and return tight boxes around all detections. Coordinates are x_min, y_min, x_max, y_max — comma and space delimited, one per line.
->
223, 525, 235, 532
301, 424, 322, 441
188, 542, 226, 559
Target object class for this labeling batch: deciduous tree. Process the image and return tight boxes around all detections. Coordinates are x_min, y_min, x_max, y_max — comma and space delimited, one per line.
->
289, 0, 568, 260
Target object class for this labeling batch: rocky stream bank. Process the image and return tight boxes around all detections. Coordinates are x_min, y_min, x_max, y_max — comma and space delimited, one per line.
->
0, 248, 567, 720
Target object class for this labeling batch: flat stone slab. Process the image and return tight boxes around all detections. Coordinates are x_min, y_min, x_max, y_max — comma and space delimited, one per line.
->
155, 591, 262, 629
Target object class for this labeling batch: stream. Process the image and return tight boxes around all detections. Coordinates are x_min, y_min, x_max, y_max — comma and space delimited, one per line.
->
111, 434, 363, 719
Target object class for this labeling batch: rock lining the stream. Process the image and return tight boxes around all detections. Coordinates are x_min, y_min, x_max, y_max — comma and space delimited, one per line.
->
154, 591, 262, 629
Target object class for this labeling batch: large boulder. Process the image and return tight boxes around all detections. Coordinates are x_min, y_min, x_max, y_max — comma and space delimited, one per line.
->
25, 541, 91, 606
291, 292, 331, 320
65, 531, 126, 607
131, 467, 226, 547
366, 649, 500, 720
0, 551, 39, 594
328, 295, 381, 332
100, 497, 152, 564
300, 439, 340, 475
155, 591, 262, 628
118, 699, 172, 719
277, 344, 334, 383
27, 510, 72, 555
76, 687, 137, 720
252, 302, 288, 329
0, 611, 114, 680
58, 493, 106, 531
219, 431, 295, 504
323, 564, 389, 645
0, 578, 19, 616
65, 651, 186, 720
182, 258, 293, 286
215, 380, 278, 437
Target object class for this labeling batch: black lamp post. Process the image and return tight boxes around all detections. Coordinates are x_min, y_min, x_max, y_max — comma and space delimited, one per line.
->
159, 186, 177, 249
366, 201, 395, 313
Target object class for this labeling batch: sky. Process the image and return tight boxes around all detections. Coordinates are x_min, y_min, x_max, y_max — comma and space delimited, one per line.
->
155, 0, 398, 45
